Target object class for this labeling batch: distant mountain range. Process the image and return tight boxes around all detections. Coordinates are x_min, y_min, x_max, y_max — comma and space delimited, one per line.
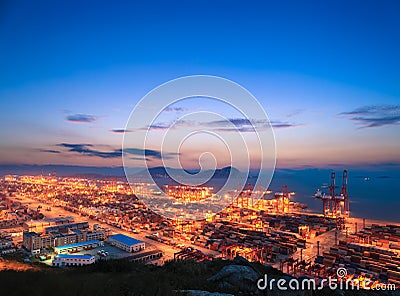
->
0, 164, 245, 179
127, 166, 247, 191
135, 166, 243, 179
0, 164, 126, 177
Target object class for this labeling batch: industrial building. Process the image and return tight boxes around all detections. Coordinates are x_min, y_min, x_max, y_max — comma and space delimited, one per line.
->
54, 240, 103, 254
23, 217, 76, 233
52, 254, 95, 267
128, 249, 163, 263
107, 234, 145, 252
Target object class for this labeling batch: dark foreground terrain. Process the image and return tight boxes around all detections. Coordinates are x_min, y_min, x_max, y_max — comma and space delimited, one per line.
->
0, 258, 398, 296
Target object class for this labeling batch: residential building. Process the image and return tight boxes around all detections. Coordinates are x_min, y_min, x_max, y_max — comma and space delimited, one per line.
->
22, 220, 104, 253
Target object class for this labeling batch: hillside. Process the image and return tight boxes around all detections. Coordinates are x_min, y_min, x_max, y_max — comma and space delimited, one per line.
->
0, 258, 391, 296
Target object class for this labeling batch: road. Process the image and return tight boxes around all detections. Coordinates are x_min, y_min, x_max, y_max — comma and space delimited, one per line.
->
293, 229, 342, 263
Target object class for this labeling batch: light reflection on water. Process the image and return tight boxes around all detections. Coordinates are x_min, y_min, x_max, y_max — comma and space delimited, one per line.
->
151, 168, 400, 223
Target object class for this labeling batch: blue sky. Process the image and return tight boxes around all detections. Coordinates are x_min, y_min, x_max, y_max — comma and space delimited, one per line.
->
0, 0, 399, 169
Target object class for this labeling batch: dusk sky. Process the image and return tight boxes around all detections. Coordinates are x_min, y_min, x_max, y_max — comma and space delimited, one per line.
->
1, 0, 399, 170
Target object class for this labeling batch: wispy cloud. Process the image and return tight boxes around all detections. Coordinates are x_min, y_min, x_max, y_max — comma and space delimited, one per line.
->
110, 129, 133, 134
270, 120, 300, 129
39, 149, 61, 154
164, 107, 187, 113
286, 109, 304, 118
205, 118, 299, 132
58, 143, 121, 158
147, 120, 195, 131
127, 148, 179, 160
66, 114, 97, 123
123, 148, 162, 159
339, 105, 400, 128
130, 156, 151, 161
205, 118, 253, 127
141, 117, 300, 132
148, 123, 171, 130
57, 143, 175, 160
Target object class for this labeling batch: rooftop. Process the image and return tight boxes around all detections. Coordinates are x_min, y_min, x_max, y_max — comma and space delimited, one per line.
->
54, 254, 94, 260
24, 231, 39, 238
108, 234, 143, 246
54, 240, 101, 251
126, 249, 162, 260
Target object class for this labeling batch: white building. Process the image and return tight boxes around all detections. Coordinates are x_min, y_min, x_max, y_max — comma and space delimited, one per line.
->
52, 254, 95, 267
107, 234, 145, 252
54, 240, 103, 254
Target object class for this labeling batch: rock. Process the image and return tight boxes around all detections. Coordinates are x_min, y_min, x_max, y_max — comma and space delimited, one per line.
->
208, 264, 260, 294
233, 255, 254, 267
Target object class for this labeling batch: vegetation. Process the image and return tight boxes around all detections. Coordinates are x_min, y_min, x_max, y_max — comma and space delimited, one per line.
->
0, 259, 277, 296
0, 259, 394, 296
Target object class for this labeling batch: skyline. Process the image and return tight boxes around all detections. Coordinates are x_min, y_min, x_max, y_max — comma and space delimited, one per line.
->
1, 1, 400, 170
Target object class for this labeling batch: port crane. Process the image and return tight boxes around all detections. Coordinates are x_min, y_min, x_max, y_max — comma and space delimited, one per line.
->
314, 170, 349, 219
274, 185, 294, 213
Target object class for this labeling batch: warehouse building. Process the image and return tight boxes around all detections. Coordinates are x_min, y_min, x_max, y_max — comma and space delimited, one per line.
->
52, 254, 95, 267
23, 217, 75, 233
107, 234, 145, 252
54, 240, 103, 254
128, 249, 163, 263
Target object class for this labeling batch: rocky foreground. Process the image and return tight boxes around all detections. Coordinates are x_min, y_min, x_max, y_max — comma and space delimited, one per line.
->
0, 256, 398, 296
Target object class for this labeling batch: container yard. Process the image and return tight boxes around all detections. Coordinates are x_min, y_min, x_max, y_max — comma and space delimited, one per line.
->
309, 224, 400, 286
1, 172, 399, 291
162, 185, 213, 202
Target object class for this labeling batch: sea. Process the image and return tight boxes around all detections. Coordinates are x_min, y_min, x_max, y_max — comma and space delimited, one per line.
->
1, 165, 399, 223
268, 168, 400, 223
149, 167, 400, 223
